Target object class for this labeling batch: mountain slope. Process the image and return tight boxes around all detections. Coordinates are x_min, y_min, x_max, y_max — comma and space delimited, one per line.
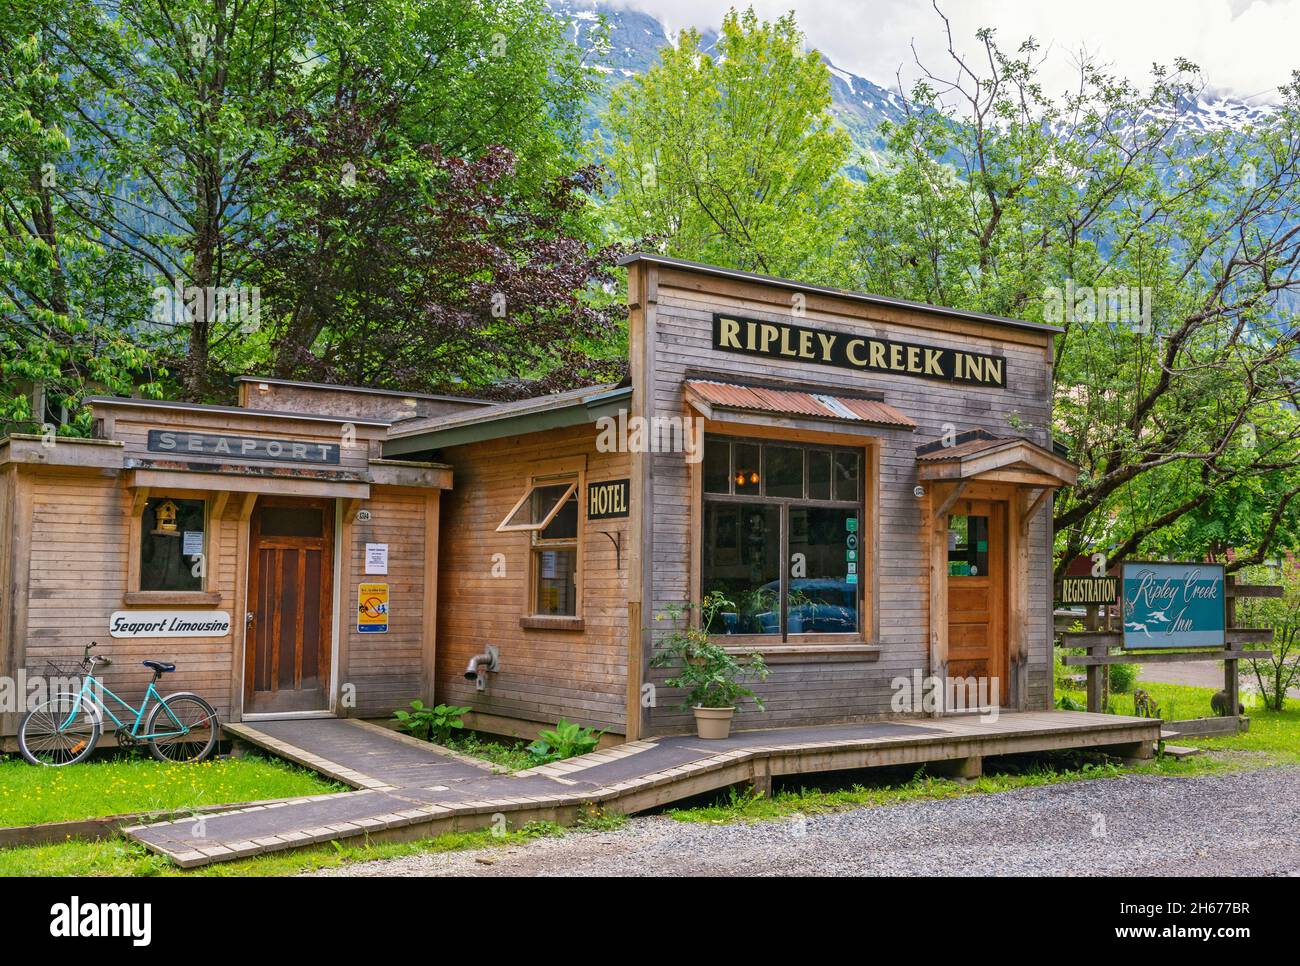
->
552, 0, 908, 175
552, 0, 1275, 180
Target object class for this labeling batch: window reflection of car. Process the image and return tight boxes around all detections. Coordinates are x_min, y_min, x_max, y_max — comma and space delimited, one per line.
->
718, 579, 856, 634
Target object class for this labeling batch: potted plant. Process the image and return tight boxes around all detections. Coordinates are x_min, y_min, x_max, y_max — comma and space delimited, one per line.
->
650, 593, 769, 739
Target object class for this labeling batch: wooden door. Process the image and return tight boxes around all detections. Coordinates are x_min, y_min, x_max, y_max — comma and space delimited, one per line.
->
945, 499, 1007, 702
245, 498, 334, 713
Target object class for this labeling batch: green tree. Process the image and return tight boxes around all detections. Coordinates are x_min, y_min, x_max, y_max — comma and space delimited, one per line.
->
599, 8, 853, 282
0, 0, 157, 433
841, 13, 1300, 572
251, 0, 620, 395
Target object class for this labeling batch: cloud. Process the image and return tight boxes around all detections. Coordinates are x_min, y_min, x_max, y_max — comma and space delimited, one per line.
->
600, 0, 1299, 102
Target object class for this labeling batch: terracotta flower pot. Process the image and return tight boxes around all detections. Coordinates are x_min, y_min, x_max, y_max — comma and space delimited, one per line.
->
693, 705, 736, 739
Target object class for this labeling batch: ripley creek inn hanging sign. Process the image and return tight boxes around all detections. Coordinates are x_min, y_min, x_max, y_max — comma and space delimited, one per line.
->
1121, 562, 1226, 649
711, 314, 1007, 387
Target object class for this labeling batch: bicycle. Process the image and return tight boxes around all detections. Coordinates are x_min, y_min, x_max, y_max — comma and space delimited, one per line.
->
18, 642, 220, 766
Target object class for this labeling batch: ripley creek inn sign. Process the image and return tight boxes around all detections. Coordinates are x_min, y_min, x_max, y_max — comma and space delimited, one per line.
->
712, 314, 1008, 387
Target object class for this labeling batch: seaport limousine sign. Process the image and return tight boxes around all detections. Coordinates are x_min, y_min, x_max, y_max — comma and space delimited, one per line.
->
1121, 562, 1226, 649
712, 314, 1007, 387
148, 430, 341, 465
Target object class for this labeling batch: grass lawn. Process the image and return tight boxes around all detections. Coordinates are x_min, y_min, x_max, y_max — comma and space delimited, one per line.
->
4, 684, 1295, 874
0, 813, 624, 876
0, 752, 342, 827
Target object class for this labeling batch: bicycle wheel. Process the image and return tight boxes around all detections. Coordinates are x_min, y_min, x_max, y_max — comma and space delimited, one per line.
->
18, 692, 101, 766
146, 692, 219, 763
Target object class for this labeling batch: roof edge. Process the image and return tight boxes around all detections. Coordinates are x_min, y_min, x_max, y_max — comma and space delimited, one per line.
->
618, 253, 1063, 336
86, 395, 391, 428
237, 375, 495, 406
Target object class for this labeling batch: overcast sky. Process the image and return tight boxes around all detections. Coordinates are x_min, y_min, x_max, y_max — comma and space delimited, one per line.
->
609, 0, 1299, 103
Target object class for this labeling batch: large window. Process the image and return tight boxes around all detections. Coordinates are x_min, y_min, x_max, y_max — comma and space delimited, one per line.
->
497, 477, 581, 618
139, 497, 207, 592
702, 436, 863, 640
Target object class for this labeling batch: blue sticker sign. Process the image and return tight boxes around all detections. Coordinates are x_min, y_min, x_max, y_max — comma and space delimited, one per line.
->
1121, 563, 1225, 648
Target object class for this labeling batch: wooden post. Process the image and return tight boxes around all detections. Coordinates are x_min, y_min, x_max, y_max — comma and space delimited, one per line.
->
1225, 573, 1241, 730
1084, 604, 1103, 713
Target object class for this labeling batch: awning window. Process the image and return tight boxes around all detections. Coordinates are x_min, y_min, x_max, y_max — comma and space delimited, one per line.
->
497, 481, 578, 532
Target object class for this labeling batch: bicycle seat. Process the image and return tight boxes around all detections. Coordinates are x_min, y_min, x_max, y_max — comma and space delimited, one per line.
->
143, 660, 176, 673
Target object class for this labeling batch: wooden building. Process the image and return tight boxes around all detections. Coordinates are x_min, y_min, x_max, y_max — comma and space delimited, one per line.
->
0, 255, 1075, 746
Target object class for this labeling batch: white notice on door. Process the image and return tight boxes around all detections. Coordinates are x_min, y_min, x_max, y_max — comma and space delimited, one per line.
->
365, 542, 389, 575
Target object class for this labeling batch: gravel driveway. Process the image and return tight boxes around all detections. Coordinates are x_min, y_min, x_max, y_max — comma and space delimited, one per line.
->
310, 765, 1300, 877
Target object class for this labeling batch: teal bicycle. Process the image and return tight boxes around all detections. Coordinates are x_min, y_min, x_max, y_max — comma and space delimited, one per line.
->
18, 642, 219, 766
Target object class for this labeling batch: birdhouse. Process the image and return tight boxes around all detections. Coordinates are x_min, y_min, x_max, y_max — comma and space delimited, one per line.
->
153, 499, 180, 535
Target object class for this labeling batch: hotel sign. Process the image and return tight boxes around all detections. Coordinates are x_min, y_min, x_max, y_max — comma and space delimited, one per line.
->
148, 430, 340, 464
712, 314, 1007, 387
588, 479, 630, 520
1121, 562, 1226, 649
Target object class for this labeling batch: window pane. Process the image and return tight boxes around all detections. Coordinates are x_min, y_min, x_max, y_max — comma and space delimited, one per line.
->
502, 482, 571, 529
535, 548, 577, 615
703, 440, 731, 494
140, 498, 205, 592
764, 446, 804, 498
833, 451, 859, 502
540, 491, 578, 540
807, 451, 831, 500
787, 507, 859, 634
733, 443, 761, 495
702, 503, 780, 634
258, 506, 324, 537
948, 514, 989, 576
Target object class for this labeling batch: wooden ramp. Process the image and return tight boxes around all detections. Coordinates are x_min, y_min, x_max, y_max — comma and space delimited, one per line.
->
126, 711, 1159, 867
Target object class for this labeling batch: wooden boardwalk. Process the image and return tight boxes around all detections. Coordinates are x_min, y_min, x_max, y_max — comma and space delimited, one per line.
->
126, 711, 1159, 867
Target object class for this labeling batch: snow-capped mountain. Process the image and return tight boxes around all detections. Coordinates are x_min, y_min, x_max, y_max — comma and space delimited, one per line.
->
551, 0, 1275, 176
552, 0, 910, 176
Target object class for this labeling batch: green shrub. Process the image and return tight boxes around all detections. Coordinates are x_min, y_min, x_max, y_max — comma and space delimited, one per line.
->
526, 719, 604, 764
392, 700, 471, 743
1109, 663, 1139, 693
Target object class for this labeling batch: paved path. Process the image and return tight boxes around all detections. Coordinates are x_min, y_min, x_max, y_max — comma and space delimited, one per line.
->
124, 712, 1158, 867
312, 766, 1300, 877
1138, 661, 1299, 699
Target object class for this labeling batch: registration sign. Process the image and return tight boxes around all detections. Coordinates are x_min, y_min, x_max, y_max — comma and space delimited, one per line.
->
1121, 562, 1225, 649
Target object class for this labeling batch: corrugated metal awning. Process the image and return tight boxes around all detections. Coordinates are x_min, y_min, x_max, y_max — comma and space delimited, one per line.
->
684, 380, 916, 430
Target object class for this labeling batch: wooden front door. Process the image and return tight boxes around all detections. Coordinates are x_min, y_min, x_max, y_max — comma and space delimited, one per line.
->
946, 499, 1007, 701
245, 498, 334, 714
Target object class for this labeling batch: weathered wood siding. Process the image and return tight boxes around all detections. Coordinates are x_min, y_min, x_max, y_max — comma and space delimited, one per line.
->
339, 486, 436, 717
100, 404, 385, 472
239, 380, 491, 423
22, 471, 241, 724
635, 266, 1056, 734
435, 425, 630, 737
0, 466, 17, 735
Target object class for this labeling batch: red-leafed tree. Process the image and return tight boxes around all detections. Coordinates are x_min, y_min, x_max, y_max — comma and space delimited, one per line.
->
251, 0, 631, 400
256, 119, 630, 397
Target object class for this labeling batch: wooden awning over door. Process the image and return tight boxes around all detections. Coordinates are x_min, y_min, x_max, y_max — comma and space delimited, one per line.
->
915, 430, 1077, 488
